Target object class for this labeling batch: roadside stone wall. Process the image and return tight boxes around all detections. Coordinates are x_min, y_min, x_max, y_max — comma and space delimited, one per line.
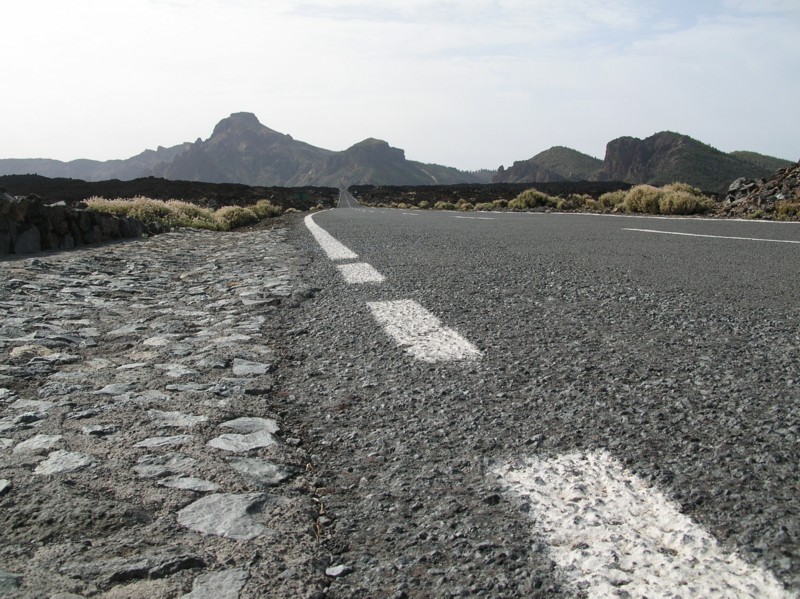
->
0, 224, 325, 597
0, 194, 161, 256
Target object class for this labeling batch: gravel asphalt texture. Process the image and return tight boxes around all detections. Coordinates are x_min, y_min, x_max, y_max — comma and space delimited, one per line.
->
278, 199, 800, 597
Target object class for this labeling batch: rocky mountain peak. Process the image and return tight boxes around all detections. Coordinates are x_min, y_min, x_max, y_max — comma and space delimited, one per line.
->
211, 112, 269, 137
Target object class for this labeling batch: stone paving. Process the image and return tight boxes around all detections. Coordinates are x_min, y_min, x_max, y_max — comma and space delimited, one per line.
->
0, 225, 325, 598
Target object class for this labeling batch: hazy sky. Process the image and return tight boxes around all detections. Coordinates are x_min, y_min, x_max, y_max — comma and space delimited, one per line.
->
3, 0, 798, 170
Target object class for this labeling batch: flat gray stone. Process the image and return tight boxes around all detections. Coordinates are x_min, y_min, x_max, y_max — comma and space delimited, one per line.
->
220, 417, 279, 434
142, 335, 181, 347
0, 569, 21, 593
1, 438, 13, 450
133, 452, 196, 479
228, 457, 299, 488
59, 551, 204, 582
325, 564, 353, 578
177, 493, 269, 540
0, 479, 11, 496
13, 434, 63, 454
9, 398, 55, 412
106, 323, 148, 338
207, 430, 278, 453
34, 450, 96, 475
49, 593, 86, 599
148, 410, 208, 428
165, 383, 213, 392
94, 383, 136, 396
166, 367, 200, 378
181, 568, 248, 599
134, 434, 194, 449
158, 477, 220, 493
231, 358, 271, 377
82, 424, 118, 436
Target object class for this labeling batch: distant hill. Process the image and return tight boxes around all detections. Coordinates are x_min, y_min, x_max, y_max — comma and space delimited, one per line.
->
0, 144, 191, 181
494, 146, 602, 183
1, 116, 793, 190
497, 132, 794, 194
727, 151, 793, 174
0, 112, 489, 187
292, 138, 491, 186
596, 131, 791, 193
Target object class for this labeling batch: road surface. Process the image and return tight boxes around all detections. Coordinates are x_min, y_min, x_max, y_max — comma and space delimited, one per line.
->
287, 191, 799, 597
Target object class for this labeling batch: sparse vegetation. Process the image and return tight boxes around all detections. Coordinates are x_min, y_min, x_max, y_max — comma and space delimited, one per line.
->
776, 201, 800, 220
434, 201, 457, 211
474, 202, 494, 211
509, 188, 559, 210
418, 201, 430, 209
86, 196, 285, 231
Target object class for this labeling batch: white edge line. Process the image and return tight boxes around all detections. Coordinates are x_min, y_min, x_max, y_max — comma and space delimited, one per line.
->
304, 213, 358, 260
624, 227, 800, 244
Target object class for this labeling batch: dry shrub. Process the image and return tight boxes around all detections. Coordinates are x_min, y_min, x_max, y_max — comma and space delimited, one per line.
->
214, 206, 258, 230
418, 201, 430, 209
434, 201, 457, 210
623, 185, 663, 214
598, 190, 626, 210
251, 200, 282, 219
474, 202, 494, 211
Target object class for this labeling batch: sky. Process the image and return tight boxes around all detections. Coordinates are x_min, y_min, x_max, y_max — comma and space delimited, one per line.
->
2, 0, 799, 170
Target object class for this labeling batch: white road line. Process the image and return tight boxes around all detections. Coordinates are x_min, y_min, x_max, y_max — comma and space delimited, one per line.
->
453, 215, 497, 220
336, 262, 385, 284
367, 300, 482, 363
624, 227, 800, 244
496, 450, 789, 598
304, 214, 358, 260
401, 212, 421, 216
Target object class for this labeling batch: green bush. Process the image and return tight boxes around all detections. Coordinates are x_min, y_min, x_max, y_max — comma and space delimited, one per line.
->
492, 199, 508, 210
458, 202, 474, 211
474, 202, 494, 211
251, 199, 282, 219
658, 191, 713, 215
418, 201, 430, 209
434, 201, 457, 210
397, 203, 411, 210
776, 201, 800, 220
510, 188, 559, 210
623, 185, 663, 214
214, 206, 258, 230
597, 190, 626, 210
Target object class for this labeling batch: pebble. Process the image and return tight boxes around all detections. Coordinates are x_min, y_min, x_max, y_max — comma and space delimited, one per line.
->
326, 565, 353, 578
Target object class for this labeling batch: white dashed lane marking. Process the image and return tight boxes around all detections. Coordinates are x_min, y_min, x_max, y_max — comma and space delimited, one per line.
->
304, 214, 359, 260
367, 300, 482, 363
336, 262, 385, 284
624, 227, 800, 245
496, 450, 790, 598
306, 212, 482, 362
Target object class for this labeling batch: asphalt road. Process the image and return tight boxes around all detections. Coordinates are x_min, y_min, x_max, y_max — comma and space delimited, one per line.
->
285, 191, 799, 597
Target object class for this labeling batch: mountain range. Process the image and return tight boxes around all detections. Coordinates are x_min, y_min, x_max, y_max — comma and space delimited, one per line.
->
0, 112, 794, 193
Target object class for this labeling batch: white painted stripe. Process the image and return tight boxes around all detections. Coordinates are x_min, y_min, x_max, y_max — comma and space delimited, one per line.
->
624, 227, 800, 245
367, 300, 482, 363
336, 262, 385, 284
401, 212, 421, 216
496, 450, 789, 598
453, 215, 497, 220
304, 214, 358, 260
